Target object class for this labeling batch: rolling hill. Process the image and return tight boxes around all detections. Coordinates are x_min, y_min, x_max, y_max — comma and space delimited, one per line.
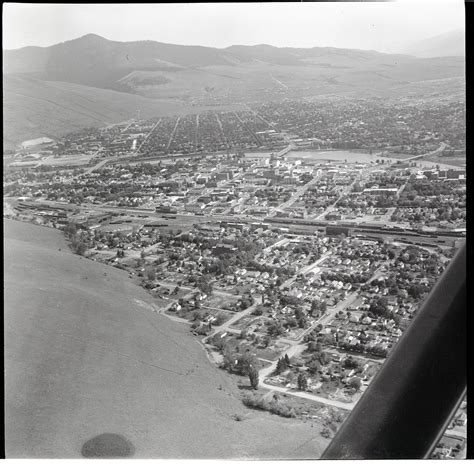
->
403, 29, 465, 58
3, 74, 183, 149
4, 219, 330, 458
2, 74, 242, 150
3, 34, 465, 150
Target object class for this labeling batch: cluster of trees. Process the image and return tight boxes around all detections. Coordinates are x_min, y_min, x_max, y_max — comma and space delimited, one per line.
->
267, 320, 284, 337
70, 236, 87, 256
337, 341, 388, 358
116, 248, 125, 258
369, 296, 390, 318
220, 345, 261, 377
347, 376, 362, 391
267, 318, 294, 337
196, 275, 213, 296
342, 355, 360, 370
297, 372, 308, 391
306, 344, 330, 374
275, 354, 291, 374
310, 299, 327, 317
398, 180, 465, 211
278, 290, 303, 306
63, 221, 79, 238
294, 307, 308, 328
64, 221, 87, 255
238, 293, 255, 310
190, 320, 212, 336
242, 392, 296, 418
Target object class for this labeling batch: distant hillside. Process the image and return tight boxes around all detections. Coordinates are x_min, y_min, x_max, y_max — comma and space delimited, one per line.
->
403, 30, 465, 58
3, 74, 238, 150
4, 34, 414, 79
3, 34, 465, 150
4, 33, 464, 95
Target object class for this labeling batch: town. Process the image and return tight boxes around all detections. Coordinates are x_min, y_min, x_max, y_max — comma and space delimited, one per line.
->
3, 97, 466, 459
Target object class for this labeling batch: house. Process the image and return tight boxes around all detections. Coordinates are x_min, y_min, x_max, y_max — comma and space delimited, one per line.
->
454, 412, 467, 426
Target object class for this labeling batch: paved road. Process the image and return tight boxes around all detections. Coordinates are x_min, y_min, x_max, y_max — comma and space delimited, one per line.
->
281, 252, 331, 289
263, 237, 290, 253
314, 164, 383, 220
259, 383, 354, 411
166, 116, 181, 150
270, 176, 321, 216
315, 291, 359, 328
214, 300, 260, 334
83, 158, 110, 175
269, 73, 289, 90
257, 342, 355, 411
136, 118, 162, 154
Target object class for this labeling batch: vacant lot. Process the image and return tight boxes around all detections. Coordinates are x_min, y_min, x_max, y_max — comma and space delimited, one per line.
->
4, 219, 329, 458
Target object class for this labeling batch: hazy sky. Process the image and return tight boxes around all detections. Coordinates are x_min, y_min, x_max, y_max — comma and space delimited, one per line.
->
3, 1, 465, 53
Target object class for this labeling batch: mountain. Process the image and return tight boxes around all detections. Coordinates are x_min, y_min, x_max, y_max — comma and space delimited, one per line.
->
403, 30, 465, 58
4, 33, 464, 93
3, 34, 465, 150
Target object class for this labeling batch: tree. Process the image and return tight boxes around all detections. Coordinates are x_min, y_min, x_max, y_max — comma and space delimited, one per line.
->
239, 329, 248, 340
311, 299, 327, 316
276, 356, 289, 374
369, 296, 389, 318
343, 356, 360, 369
348, 376, 362, 391
308, 341, 321, 352
146, 268, 156, 281
248, 367, 259, 390
197, 275, 213, 296
222, 347, 238, 372
297, 372, 308, 391
64, 221, 78, 238
238, 352, 259, 376
71, 236, 87, 255
307, 359, 321, 375
268, 320, 284, 337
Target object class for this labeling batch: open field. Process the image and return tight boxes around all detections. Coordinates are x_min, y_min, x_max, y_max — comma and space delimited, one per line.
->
4, 219, 329, 458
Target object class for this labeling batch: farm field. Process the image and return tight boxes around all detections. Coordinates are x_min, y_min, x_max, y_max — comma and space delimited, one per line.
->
4, 219, 329, 458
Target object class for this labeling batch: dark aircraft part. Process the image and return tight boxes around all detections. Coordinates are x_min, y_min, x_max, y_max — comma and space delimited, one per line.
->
322, 242, 466, 459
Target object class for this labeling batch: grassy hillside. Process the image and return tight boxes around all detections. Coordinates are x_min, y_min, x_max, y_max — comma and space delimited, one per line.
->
4, 219, 329, 458
3, 75, 239, 150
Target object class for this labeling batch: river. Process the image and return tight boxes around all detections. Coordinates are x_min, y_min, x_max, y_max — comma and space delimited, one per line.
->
284, 149, 462, 170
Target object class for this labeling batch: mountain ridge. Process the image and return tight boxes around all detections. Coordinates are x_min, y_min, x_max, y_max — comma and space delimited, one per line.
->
3, 33, 465, 150
402, 29, 464, 58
